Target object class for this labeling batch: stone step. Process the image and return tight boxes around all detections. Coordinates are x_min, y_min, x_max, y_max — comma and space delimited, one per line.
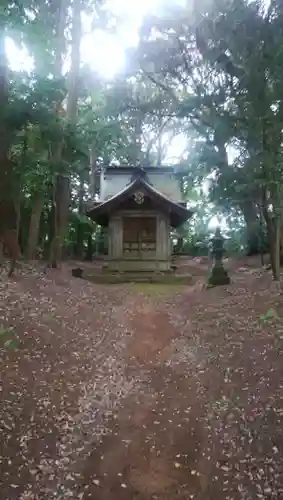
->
85, 272, 192, 285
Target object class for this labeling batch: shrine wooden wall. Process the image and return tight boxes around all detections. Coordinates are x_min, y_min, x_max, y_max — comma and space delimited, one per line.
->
107, 210, 171, 271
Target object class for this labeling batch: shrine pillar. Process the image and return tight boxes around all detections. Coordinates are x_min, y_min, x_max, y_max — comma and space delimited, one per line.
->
156, 214, 171, 268
108, 215, 123, 259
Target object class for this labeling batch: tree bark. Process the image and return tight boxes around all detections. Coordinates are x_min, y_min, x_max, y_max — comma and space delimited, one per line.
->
15, 199, 21, 239
240, 200, 259, 256
86, 233, 93, 261
0, 26, 20, 275
50, 0, 81, 267
89, 144, 97, 198
52, 0, 67, 75
0, 27, 9, 167
269, 217, 281, 280
262, 188, 281, 280
156, 116, 163, 167
47, 0, 67, 267
66, 0, 81, 122
25, 197, 43, 259
274, 220, 281, 280
280, 222, 283, 266
0, 28, 12, 199
75, 176, 84, 258
258, 203, 265, 266
132, 115, 143, 165
50, 175, 70, 265
44, 203, 54, 259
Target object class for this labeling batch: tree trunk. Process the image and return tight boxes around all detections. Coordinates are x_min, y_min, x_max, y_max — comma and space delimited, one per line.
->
258, 204, 265, 266
66, 0, 81, 121
47, 0, 67, 267
262, 189, 281, 280
279, 222, 283, 266
270, 217, 281, 280
86, 233, 93, 261
26, 197, 43, 259
75, 177, 84, 258
0, 28, 9, 171
50, 0, 81, 267
157, 133, 162, 167
132, 115, 143, 165
52, 0, 67, 75
0, 27, 20, 275
89, 145, 97, 198
240, 200, 259, 256
44, 203, 54, 259
156, 114, 163, 167
15, 199, 21, 240
50, 175, 70, 266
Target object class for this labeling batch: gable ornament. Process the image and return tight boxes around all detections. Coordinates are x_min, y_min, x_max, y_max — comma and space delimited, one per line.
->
133, 191, 144, 204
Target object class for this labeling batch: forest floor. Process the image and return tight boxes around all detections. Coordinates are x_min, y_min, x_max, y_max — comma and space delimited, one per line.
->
0, 257, 283, 500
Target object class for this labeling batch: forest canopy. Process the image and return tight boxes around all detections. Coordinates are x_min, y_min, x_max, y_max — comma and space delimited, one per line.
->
1, 0, 283, 278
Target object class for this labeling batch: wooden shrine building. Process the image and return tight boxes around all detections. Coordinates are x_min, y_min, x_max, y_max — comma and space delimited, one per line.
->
86, 166, 193, 272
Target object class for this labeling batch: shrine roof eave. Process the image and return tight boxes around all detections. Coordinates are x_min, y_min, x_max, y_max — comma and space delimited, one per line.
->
85, 177, 194, 228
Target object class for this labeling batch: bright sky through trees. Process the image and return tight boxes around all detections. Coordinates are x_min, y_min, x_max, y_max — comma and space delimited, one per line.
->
4, 0, 215, 227
5, 0, 188, 159
6, 0, 186, 77
5, 0, 264, 233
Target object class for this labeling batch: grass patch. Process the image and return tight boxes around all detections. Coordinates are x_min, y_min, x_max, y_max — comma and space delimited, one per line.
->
0, 325, 18, 350
127, 283, 187, 297
260, 309, 278, 323
43, 309, 58, 320
0, 325, 14, 337
85, 273, 193, 286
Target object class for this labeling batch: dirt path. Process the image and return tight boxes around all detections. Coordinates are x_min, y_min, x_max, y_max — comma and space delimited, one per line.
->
80, 298, 208, 500
0, 265, 283, 499
78, 284, 283, 500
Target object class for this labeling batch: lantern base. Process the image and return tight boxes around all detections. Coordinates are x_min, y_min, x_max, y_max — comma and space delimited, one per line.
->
207, 262, 230, 287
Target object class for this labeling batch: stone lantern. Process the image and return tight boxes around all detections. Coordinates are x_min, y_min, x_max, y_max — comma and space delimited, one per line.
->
207, 227, 230, 286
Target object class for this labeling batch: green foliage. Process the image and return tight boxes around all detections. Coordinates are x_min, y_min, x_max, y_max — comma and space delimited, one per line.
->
260, 309, 278, 323
0, 325, 14, 336
0, 325, 18, 350
2, 0, 283, 264
131, 0, 283, 266
3, 338, 18, 350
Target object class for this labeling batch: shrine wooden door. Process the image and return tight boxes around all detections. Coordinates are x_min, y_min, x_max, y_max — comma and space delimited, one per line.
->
122, 216, 156, 257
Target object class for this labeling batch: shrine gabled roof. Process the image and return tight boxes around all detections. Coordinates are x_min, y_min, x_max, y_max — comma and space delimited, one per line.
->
86, 176, 193, 227
103, 165, 175, 174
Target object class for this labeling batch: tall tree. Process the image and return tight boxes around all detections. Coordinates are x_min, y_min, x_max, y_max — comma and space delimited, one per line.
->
0, 2, 28, 273
50, 0, 82, 266
134, 0, 283, 278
